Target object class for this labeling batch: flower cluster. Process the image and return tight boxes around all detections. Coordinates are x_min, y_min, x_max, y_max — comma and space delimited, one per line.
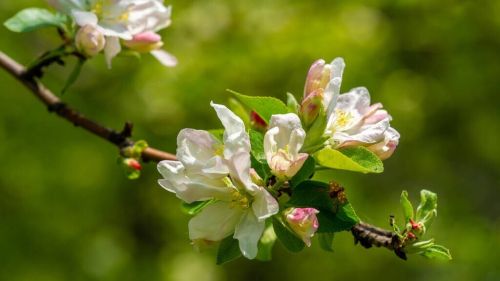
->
157, 58, 412, 262
49, 0, 176, 67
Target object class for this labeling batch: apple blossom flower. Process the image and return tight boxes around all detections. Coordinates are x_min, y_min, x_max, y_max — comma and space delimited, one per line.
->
264, 113, 308, 180
75, 24, 106, 57
48, 0, 174, 67
284, 207, 319, 246
157, 102, 278, 259
301, 58, 400, 159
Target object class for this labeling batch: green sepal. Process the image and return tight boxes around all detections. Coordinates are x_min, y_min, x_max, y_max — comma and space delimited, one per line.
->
4, 8, 67, 33
301, 109, 328, 153
272, 216, 305, 252
216, 236, 242, 265
314, 146, 384, 174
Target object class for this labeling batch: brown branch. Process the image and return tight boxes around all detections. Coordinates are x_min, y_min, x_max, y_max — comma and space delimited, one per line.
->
0, 51, 176, 162
1, 50, 406, 259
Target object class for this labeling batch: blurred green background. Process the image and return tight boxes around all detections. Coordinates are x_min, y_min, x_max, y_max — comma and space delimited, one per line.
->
1, 0, 499, 280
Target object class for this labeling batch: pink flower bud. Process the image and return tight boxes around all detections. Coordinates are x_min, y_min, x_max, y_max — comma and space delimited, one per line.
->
123, 31, 164, 53
303, 59, 331, 98
285, 207, 319, 246
75, 25, 106, 57
299, 89, 323, 127
124, 158, 142, 171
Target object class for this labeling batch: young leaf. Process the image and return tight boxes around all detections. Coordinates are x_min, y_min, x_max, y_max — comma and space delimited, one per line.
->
419, 244, 452, 260
301, 109, 328, 153
250, 154, 271, 183
272, 217, 305, 252
61, 58, 85, 94
314, 146, 384, 174
317, 232, 335, 252
216, 236, 242, 265
249, 129, 266, 161
182, 200, 213, 216
286, 92, 299, 113
4, 8, 67, 33
400, 190, 414, 222
290, 156, 315, 188
229, 90, 289, 123
256, 223, 277, 261
416, 190, 438, 222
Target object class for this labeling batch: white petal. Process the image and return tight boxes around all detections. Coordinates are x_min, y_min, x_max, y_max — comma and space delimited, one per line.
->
71, 10, 98, 26
288, 127, 306, 158
226, 150, 253, 191
251, 187, 279, 220
128, 2, 172, 34
157, 161, 231, 203
263, 126, 279, 166
336, 87, 371, 114
176, 129, 227, 175
98, 22, 133, 40
234, 211, 265, 259
189, 201, 243, 241
210, 102, 250, 158
268, 113, 303, 150
104, 36, 121, 68
324, 57, 345, 116
335, 118, 390, 145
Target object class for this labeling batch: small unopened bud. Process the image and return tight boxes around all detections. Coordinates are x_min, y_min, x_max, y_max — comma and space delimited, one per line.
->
250, 111, 267, 131
123, 31, 164, 53
300, 90, 323, 127
407, 232, 416, 240
284, 207, 319, 246
75, 25, 106, 57
409, 219, 421, 230
124, 158, 142, 171
304, 59, 331, 98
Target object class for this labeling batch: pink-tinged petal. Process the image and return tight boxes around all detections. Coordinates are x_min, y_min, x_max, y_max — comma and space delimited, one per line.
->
150, 49, 178, 67
304, 59, 326, 98
367, 127, 400, 160
285, 208, 320, 247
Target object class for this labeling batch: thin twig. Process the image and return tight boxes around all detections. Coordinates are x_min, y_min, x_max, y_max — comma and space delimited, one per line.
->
0, 50, 176, 162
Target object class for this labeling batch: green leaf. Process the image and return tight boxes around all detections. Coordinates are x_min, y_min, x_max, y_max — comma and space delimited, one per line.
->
4, 8, 67, 33
287, 180, 334, 211
416, 189, 438, 222
290, 156, 315, 188
216, 236, 241, 265
317, 232, 335, 252
181, 200, 213, 216
229, 90, 289, 123
228, 98, 250, 126
272, 217, 305, 252
400, 190, 414, 222
286, 92, 299, 113
314, 146, 384, 174
249, 129, 265, 161
316, 203, 360, 233
256, 223, 277, 261
420, 244, 452, 260
61, 58, 85, 94
287, 180, 359, 233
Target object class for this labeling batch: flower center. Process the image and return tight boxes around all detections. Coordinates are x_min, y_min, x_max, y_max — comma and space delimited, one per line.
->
223, 176, 251, 209
333, 109, 352, 129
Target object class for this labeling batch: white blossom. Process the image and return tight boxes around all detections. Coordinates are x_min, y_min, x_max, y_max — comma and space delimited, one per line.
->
264, 113, 308, 179
157, 103, 278, 259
